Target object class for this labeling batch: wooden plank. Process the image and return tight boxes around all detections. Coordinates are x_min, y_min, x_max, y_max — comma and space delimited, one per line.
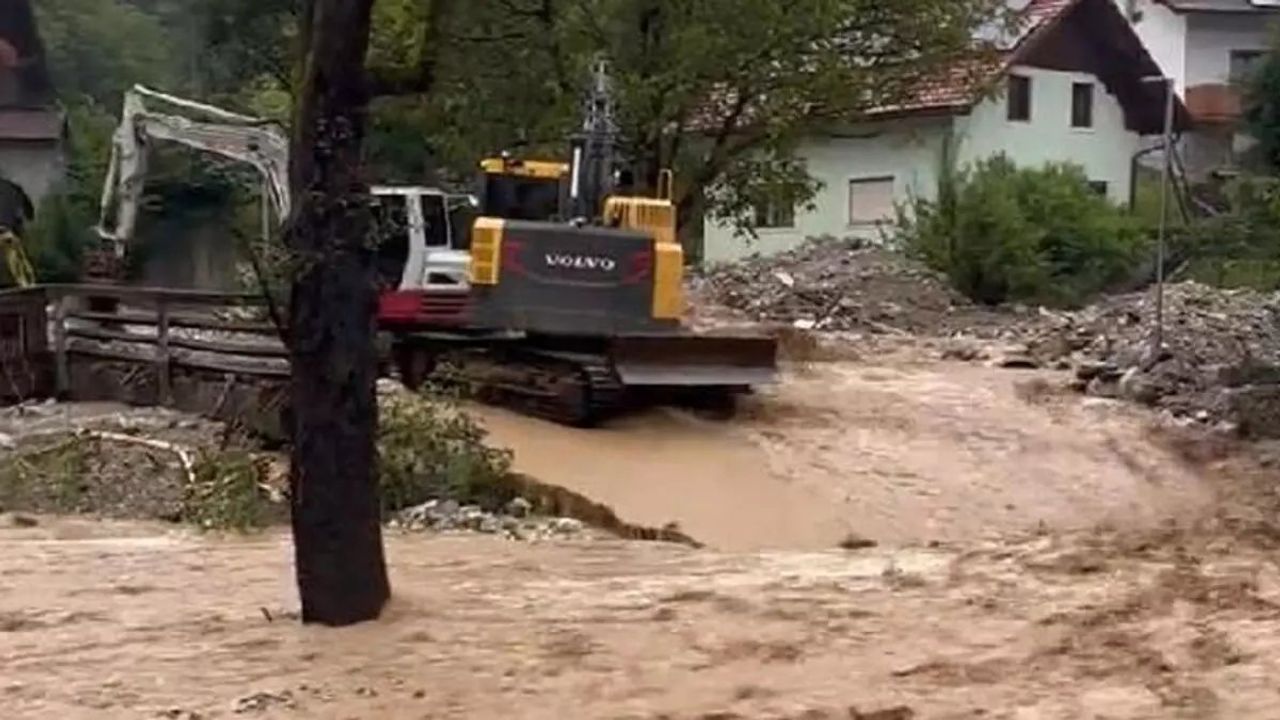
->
68, 310, 278, 335
156, 300, 172, 405
43, 284, 266, 306
53, 297, 69, 396
67, 325, 157, 345
174, 355, 291, 378
167, 335, 287, 358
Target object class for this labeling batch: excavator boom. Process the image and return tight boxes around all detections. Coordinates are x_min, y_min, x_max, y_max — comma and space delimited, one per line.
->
96, 85, 291, 258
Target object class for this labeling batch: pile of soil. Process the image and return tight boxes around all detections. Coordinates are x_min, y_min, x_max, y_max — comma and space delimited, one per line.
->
691, 236, 1009, 335
0, 403, 234, 521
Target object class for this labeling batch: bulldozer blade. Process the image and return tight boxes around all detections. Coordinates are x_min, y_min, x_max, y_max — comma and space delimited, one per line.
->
608, 333, 778, 387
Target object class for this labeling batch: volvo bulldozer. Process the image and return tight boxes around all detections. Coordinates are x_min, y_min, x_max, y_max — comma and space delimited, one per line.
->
95, 71, 777, 427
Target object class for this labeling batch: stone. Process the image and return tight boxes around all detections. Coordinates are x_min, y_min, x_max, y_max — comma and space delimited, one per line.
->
1117, 367, 1161, 405
551, 517, 585, 535
0, 432, 14, 451
505, 496, 533, 518
0, 513, 37, 529
1086, 376, 1119, 399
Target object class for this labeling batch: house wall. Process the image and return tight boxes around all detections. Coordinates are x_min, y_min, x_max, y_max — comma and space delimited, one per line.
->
701, 121, 950, 263
1184, 12, 1279, 88
0, 141, 63, 208
955, 65, 1142, 206
701, 65, 1145, 263
1122, 0, 1188, 93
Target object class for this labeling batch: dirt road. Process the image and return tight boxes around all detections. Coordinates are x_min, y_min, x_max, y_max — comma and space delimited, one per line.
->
477, 360, 1212, 550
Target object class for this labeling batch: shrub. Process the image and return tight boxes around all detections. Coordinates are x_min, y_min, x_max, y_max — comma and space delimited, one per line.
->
894, 154, 1146, 307
377, 385, 515, 516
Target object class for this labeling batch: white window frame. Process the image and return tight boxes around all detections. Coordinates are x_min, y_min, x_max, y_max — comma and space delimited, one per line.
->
847, 176, 896, 228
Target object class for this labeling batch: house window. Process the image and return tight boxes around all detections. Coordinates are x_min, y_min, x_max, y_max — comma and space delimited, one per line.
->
1088, 181, 1108, 197
848, 177, 896, 226
1230, 50, 1265, 83
753, 198, 795, 229
1007, 75, 1031, 122
1071, 82, 1094, 128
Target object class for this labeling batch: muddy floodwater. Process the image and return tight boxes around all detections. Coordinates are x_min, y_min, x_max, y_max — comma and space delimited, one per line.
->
477, 361, 1212, 550
4, 359, 1277, 719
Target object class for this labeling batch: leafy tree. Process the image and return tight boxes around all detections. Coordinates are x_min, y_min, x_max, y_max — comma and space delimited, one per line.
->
410, 0, 1010, 235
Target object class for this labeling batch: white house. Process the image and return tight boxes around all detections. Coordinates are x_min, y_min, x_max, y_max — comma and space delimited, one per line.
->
702, 0, 1187, 263
1116, 0, 1280, 175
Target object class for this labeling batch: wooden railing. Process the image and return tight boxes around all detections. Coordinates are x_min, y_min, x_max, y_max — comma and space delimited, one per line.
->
0, 284, 290, 437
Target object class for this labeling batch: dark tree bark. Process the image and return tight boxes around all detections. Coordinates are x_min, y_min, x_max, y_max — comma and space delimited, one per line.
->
285, 0, 390, 626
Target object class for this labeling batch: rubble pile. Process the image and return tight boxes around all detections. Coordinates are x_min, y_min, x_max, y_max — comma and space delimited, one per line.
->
387, 497, 590, 542
693, 236, 997, 334
1024, 282, 1280, 436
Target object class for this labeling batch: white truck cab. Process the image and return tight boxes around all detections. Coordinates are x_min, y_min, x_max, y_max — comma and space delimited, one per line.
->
370, 185, 478, 292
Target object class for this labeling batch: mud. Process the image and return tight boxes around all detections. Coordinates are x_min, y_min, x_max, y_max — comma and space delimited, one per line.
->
4, 517, 1280, 719
2, 358, 1273, 719
477, 360, 1212, 550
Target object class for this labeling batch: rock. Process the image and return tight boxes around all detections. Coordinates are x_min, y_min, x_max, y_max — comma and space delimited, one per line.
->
1075, 360, 1116, 381
773, 271, 796, 288
1117, 367, 1161, 405
550, 517, 585, 535
1086, 376, 1119, 399
0, 513, 37, 529
997, 353, 1039, 369
233, 690, 295, 714
505, 496, 532, 518
0, 432, 14, 451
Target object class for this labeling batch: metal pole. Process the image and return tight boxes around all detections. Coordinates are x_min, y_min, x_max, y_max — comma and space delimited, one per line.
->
1152, 77, 1174, 360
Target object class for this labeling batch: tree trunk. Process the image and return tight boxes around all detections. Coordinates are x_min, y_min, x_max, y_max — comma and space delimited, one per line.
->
285, 0, 390, 626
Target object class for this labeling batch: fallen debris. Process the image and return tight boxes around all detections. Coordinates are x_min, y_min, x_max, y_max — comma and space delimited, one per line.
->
1018, 282, 1280, 436
692, 236, 1009, 335
387, 498, 591, 542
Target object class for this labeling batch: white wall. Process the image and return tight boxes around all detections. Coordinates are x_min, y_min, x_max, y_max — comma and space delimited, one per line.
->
702, 121, 950, 263
956, 65, 1142, 206
1123, 0, 1188, 93
0, 143, 64, 208
1185, 12, 1279, 87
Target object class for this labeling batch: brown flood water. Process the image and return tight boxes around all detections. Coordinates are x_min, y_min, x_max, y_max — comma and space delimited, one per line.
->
475, 361, 1213, 551
3, 359, 1263, 720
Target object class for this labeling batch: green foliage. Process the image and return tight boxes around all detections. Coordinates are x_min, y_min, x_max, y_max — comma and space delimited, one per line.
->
184, 449, 279, 531
365, 0, 1011, 230
0, 437, 91, 512
895, 154, 1146, 307
1172, 175, 1280, 290
378, 386, 515, 516
1243, 30, 1280, 173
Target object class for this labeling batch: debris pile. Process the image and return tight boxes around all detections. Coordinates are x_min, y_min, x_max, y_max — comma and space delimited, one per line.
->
387, 497, 590, 542
1024, 282, 1280, 436
693, 236, 1000, 334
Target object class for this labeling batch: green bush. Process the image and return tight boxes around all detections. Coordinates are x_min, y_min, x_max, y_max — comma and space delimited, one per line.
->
894, 154, 1146, 307
1169, 174, 1280, 290
377, 386, 515, 516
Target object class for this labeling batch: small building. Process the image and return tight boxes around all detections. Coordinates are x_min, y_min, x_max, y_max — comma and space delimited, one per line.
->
703, 0, 1188, 263
0, 0, 65, 218
1117, 0, 1280, 176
